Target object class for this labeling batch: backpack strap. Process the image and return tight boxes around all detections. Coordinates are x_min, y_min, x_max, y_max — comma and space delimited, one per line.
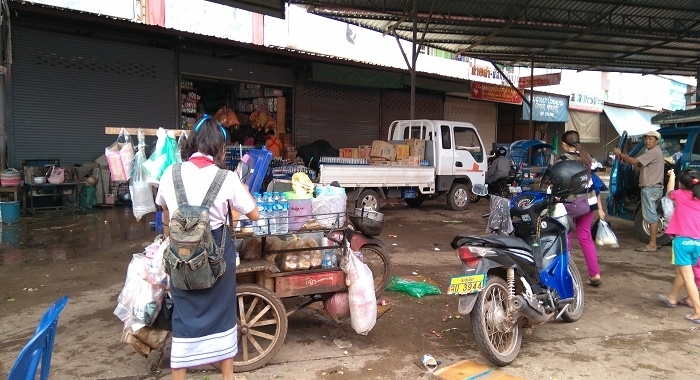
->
172, 164, 189, 207
201, 169, 228, 208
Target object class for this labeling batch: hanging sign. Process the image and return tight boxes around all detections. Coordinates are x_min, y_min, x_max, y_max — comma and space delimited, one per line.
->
518, 73, 561, 88
569, 91, 604, 113
522, 93, 569, 122
470, 82, 523, 105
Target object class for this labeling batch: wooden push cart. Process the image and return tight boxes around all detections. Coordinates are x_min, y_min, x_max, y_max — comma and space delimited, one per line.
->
232, 219, 391, 372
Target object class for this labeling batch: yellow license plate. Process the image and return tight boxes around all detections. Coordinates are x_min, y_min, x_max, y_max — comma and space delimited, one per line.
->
447, 274, 486, 295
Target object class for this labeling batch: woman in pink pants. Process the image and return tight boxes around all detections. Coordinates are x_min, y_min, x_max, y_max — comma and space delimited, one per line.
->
558, 130, 603, 287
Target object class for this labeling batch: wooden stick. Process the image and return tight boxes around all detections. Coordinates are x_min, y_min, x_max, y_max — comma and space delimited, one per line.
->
104, 127, 190, 136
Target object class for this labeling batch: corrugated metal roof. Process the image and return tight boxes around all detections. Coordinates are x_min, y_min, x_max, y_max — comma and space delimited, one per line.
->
291, 0, 700, 76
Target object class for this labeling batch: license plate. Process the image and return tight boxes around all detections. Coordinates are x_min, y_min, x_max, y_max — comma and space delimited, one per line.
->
447, 274, 486, 295
509, 186, 522, 193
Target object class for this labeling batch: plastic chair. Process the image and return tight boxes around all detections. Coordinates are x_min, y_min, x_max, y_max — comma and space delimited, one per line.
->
7, 296, 69, 380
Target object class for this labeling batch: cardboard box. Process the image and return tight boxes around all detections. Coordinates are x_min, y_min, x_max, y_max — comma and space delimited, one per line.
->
408, 156, 420, 166
358, 145, 372, 159
404, 139, 426, 160
370, 140, 396, 161
339, 148, 354, 158
394, 144, 410, 160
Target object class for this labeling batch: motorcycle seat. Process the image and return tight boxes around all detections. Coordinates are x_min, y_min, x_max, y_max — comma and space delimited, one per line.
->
480, 236, 532, 252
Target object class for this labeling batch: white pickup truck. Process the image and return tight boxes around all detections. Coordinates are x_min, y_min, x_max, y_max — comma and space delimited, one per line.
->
317, 119, 487, 211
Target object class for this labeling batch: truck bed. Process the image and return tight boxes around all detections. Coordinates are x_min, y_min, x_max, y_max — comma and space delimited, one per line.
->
317, 164, 435, 191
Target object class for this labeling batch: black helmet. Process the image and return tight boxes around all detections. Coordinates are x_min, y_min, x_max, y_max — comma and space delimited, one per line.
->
540, 160, 588, 197
496, 146, 508, 157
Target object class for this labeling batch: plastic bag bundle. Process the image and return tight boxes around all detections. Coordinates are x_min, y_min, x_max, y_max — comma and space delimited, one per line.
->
487, 195, 514, 235
595, 219, 619, 248
142, 128, 178, 185
312, 193, 347, 228
114, 253, 166, 332
343, 251, 377, 335
386, 276, 441, 298
130, 128, 156, 221
105, 128, 135, 181
323, 291, 350, 320
661, 195, 675, 222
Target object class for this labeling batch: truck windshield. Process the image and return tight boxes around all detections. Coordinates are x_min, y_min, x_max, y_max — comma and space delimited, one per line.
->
655, 133, 688, 163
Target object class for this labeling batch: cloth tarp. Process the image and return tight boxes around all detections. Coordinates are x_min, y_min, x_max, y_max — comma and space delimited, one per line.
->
565, 110, 601, 143
603, 105, 659, 137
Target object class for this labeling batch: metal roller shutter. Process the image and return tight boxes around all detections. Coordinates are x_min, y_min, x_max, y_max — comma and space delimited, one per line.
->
294, 79, 380, 149
10, 27, 177, 167
180, 53, 293, 87
380, 90, 444, 140
444, 97, 497, 152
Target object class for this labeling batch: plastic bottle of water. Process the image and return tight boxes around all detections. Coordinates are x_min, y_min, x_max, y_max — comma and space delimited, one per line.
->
263, 192, 275, 235
253, 196, 267, 236
277, 196, 289, 234
271, 192, 283, 234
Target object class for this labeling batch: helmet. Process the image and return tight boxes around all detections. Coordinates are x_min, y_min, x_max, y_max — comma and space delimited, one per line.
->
540, 160, 588, 197
496, 146, 508, 157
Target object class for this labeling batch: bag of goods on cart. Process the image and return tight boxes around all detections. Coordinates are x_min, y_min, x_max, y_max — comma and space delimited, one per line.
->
143, 128, 178, 185
324, 291, 350, 321
105, 127, 135, 181
343, 249, 377, 335
130, 128, 157, 221
312, 185, 347, 228
114, 251, 166, 332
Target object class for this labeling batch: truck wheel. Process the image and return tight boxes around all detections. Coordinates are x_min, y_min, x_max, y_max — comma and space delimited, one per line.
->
356, 189, 380, 211
447, 183, 470, 211
405, 195, 426, 207
634, 210, 672, 246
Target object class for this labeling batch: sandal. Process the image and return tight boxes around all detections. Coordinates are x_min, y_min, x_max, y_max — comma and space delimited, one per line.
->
679, 298, 694, 308
658, 294, 677, 308
635, 246, 658, 252
586, 278, 602, 287
685, 315, 700, 324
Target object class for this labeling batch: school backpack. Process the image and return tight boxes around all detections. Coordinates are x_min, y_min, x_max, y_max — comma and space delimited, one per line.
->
164, 164, 228, 290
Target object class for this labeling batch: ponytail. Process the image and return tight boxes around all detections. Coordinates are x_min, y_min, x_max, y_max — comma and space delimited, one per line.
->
562, 130, 592, 177
678, 169, 700, 199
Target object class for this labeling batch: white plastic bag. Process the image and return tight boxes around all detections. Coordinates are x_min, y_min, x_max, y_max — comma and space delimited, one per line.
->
661, 195, 675, 222
312, 193, 347, 228
130, 129, 156, 221
114, 253, 166, 332
344, 250, 377, 335
595, 219, 619, 248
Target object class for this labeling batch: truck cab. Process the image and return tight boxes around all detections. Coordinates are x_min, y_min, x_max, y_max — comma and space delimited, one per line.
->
607, 108, 700, 245
388, 120, 487, 209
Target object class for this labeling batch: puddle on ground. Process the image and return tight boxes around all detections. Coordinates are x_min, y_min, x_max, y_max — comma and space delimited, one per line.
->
0, 206, 154, 265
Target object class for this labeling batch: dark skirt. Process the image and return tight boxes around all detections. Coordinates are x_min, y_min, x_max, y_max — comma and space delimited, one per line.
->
169, 226, 237, 368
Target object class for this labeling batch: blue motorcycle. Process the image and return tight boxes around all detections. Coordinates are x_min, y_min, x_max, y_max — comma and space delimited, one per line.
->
449, 161, 587, 366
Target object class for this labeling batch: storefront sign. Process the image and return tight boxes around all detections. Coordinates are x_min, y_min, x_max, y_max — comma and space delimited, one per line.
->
469, 64, 519, 86
518, 73, 561, 88
522, 94, 569, 122
470, 82, 523, 105
569, 91, 604, 113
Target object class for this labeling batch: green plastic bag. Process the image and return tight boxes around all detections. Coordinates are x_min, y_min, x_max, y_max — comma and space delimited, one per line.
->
386, 276, 441, 298
142, 128, 178, 184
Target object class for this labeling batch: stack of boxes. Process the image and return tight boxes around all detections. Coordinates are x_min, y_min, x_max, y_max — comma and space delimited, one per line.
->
336, 139, 426, 166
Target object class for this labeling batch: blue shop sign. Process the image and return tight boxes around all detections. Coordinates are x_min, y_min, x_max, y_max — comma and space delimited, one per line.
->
522, 94, 569, 122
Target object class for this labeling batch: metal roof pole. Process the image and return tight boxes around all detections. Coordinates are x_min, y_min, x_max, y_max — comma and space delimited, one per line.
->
530, 57, 534, 131
410, 1, 417, 119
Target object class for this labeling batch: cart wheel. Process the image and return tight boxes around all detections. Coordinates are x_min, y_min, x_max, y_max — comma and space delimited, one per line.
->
234, 284, 288, 372
361, 244, 391, 296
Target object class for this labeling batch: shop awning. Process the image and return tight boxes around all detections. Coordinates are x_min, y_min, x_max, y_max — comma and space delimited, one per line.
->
603, 105, 659, 137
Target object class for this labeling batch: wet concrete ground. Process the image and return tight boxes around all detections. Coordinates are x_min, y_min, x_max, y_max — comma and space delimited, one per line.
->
1, 199, 700, 379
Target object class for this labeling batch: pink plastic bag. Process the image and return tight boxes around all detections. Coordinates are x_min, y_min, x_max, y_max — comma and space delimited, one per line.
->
106, 128, 135, 181
324, 292, 350, 320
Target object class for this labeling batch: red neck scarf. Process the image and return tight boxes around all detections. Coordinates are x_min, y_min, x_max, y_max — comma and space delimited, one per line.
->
188, 155, 215, 168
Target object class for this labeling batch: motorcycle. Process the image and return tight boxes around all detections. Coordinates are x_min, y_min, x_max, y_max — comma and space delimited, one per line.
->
470, 167, 518, 202
448, 191, 585, 366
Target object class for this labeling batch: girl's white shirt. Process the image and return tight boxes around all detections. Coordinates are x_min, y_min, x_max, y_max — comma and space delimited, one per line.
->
156, 153, 256, 229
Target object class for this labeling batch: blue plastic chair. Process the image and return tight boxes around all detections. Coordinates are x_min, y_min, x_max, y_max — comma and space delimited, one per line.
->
7, 296, 69, 380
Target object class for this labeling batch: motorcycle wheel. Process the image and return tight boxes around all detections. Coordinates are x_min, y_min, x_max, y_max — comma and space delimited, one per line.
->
560, 258, 585, 322
470, 276, 522, 366
360, 244, 391, 296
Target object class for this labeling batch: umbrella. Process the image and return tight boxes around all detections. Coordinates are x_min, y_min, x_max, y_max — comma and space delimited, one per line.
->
552, 130, 559, 156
